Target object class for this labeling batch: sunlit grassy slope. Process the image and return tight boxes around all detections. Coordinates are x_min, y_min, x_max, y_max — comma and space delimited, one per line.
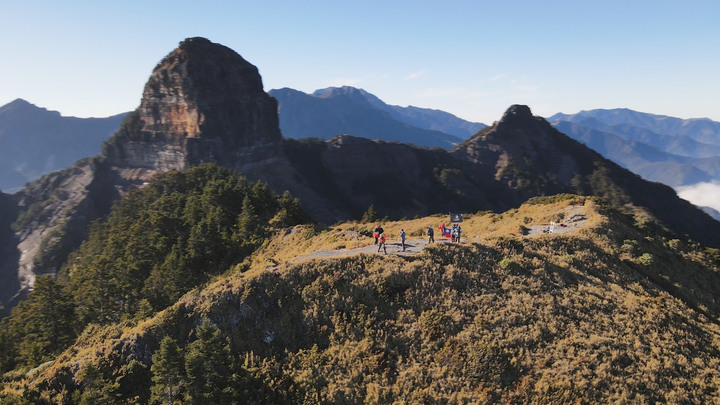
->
250, 194, 601, 267
12, 195, 720, 404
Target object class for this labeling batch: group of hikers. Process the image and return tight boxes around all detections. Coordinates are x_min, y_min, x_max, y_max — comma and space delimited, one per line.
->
374, 224, 402, 254
437, 222, 462, 243
373, 220, 463, 254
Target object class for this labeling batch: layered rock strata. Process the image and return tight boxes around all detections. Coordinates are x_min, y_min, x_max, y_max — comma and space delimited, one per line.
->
103, 37, 283, 176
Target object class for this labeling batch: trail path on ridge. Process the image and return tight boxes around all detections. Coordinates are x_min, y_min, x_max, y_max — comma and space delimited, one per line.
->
292, 204, 590, 263
292, 238, 441, 263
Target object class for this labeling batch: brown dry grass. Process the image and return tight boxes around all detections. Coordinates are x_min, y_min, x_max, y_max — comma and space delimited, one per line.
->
250, 195, 602, 268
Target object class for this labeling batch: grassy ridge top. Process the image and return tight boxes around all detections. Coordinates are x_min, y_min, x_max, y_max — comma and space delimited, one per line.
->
251, 194, 601, 268
9, 195, 720, 403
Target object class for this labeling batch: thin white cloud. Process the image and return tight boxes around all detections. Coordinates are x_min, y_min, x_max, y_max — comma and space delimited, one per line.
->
404, 70, 426, 80
491, 73, 507, 82
676, 182, 720, 212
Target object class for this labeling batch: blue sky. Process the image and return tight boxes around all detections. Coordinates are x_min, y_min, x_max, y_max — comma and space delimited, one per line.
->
1, 1, 718, 125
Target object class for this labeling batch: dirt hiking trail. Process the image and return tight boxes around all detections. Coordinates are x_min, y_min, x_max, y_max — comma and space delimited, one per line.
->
292, 204, 590, 263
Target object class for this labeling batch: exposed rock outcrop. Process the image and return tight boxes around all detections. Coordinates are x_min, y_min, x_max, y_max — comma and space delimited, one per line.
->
103, 37, 283, 176
453, 104, 590, 196
0, 191, 19, 313
0, 157, 125, 310
3, 38, 290, 306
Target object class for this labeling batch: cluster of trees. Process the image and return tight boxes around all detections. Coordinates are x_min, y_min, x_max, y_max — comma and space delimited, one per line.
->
0, 164, 310, 374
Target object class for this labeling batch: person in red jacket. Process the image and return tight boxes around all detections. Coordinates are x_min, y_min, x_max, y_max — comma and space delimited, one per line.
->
377, 232, 387, 254
373, 224, 383, 245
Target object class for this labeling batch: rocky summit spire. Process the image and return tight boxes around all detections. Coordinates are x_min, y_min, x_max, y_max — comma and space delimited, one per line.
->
495, 104, 536, 133
103, 37, 282, 173
501, 104, 533, 120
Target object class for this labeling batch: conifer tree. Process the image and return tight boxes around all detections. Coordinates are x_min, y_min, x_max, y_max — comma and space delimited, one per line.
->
75, 363, 120, 404
150, 336, 185, 405
237, 194, 262, 245
184, 323, 233, 404
361, 204, 379, 223
270, 190, 311, 228
9, 275, 76, 367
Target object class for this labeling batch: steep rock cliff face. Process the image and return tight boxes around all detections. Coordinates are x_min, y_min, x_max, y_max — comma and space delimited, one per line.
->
3, 38, 291, 306
103, 37, 283, 175
3, 158, 124, 308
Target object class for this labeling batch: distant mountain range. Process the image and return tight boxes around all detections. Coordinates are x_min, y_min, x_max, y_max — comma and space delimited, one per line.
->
3, 90, 720, 217
0, 99, 127, 192
0, 90, 485, 192
269, 86, 485, 149
547, 109, 720, 187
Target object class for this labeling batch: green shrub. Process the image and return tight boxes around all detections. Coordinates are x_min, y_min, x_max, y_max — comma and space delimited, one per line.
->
637, 253, 654, 266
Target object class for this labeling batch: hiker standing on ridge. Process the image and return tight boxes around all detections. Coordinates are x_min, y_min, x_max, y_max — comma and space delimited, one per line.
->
377, 232, 387, 254
400, 228, 406, 251
427, 226, 434, 243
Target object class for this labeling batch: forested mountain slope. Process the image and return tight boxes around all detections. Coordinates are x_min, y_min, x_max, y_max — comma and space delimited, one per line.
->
3, 194, 720, 403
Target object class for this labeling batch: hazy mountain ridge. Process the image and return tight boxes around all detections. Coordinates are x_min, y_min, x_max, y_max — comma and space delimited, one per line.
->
548, 110, 720, 187
0, 99, 128, 192
549, 109, 720, 219
3, 96, 717, 197
314, 85, 487, 139
270, 86, 467, 149
553, 115, 720, 158
551, 121, 715, 187
549, 108, 720, 146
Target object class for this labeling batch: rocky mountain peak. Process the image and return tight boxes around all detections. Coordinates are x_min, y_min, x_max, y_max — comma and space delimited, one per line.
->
311, 86, 375, 108
312, 86, 368, 99
482, 104, 561, 151
495, 104, 536, 130
0, 98, 60, 120
103, 37, 282, 173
